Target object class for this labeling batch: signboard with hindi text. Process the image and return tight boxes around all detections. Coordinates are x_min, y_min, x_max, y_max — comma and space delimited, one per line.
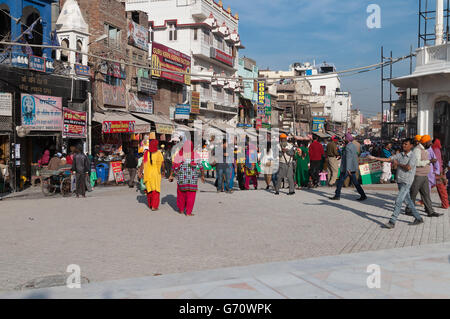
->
190, 91, 200, 114
0, 93, 12, 116
63, 108, 87, 138
21, 94, 62, 131
102, 121, 135, 134
151, 42, 191, 85
359, 160, 382, 185
127, 20, 149, 51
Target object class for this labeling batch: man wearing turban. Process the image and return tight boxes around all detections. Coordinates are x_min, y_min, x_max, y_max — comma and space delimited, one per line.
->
406, 135, 443, 218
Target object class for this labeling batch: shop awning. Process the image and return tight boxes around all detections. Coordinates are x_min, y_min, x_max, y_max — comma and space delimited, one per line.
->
93, 112, 151, 134
313, 132, 331, 139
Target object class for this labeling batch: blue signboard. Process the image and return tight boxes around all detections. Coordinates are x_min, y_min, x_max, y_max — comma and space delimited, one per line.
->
312, 117, 325, 133
75, 64, 90, 76
175, 104, 191, 120
28, 55, 46, 72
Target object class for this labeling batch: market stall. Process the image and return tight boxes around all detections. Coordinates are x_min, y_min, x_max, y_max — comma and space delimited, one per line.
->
92, 112, 150, 184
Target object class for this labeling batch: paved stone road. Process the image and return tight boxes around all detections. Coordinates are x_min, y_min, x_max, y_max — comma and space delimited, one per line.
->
0, 178, 448, 292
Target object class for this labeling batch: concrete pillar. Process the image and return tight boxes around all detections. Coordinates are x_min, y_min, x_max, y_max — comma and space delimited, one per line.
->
417, 92, 434, 137
436, 0, 445, 45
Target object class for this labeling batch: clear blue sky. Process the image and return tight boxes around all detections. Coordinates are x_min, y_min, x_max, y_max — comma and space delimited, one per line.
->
226, 0, 422, 118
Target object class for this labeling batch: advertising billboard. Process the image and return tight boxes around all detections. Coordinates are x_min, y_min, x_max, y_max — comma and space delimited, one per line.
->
21, 94, 63, 131
151, 42, 191, 85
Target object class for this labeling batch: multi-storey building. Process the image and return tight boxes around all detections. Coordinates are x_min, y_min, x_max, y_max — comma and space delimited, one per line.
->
261, 62, 352, 134
0, 0, 90, 189
237, 56, 257, 127
125, 0, 244, 126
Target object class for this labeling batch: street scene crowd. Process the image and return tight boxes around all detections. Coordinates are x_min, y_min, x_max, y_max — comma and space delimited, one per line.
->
34, 130, 447, 228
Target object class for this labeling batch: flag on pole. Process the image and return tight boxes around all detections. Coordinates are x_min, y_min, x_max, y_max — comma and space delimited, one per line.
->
50, 30, 60, 48
23, 18, 41, 40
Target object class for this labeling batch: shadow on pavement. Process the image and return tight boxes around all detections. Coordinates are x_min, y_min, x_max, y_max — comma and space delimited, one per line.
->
161, 194, 179, 213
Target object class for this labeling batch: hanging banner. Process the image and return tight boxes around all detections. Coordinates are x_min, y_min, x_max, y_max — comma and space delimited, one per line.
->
0, 92, 12, 116
21, 94, 62, 131
151, 42, 191, 85
128, 92, 154, 114
102, 121, 135, 134
63, 108, 87, 138
210, 48, 234, 67
190, 91, 200, 114
127, 20, 149, 51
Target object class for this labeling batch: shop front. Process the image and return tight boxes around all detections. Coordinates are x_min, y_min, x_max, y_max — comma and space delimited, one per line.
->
92, 112, 150, 184
0, 64, 89, 189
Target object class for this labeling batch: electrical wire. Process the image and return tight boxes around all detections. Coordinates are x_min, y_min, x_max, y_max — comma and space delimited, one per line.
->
0, 41, 414, 82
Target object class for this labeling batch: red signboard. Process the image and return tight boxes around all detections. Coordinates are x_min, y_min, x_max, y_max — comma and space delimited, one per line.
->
211, 48, 234, 67
102, 121, 135, 134
151, 42, 191, 85
111, 161, 125, 183
63, 108, 87, 138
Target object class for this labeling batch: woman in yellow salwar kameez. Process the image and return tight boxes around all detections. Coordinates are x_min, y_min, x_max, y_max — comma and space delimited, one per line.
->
139, 139, 164, 211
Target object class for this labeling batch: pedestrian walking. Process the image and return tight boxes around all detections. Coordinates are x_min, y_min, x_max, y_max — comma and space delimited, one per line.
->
261, 146, 274, 190
244, 143, 258, 190
326, 136, 340, 186
169, 140, 205, 216
294, 142, 310, 189
431, 138, 448, 209
124, 147, 138, 188
275, 134, 295, 195
369, 138, 424, 229
215, 140, 233, 193
330, 133, 367, 201
71, 146, 90, 198
140, 140, 164, 211
309, 136, 324, 188
406, 135, 443, 217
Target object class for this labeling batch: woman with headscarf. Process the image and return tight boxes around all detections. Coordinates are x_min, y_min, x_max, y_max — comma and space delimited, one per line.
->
294, 142, 310, 189
244, 143, 258, 190
140, 140, 164, 211
432, 138, 449, 209
169, 140, 205, 216
38, 150, 50, 167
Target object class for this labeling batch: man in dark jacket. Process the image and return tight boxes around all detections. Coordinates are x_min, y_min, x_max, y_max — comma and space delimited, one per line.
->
71, 146, 90, 198
125, 147, 138, 188
330, 133, 367, 201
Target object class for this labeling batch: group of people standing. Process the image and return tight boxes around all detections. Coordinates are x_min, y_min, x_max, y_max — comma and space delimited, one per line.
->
369, 135, 448, 229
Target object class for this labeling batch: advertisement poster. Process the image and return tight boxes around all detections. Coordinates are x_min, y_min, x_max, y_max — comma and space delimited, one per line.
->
128, 92, 153, 114
102, 121, 135, 134
127, 20, 149, 51
63, 109, 87, 138
21, 94, 63, 131
156, 124, 174, 135
110, 161, 124, 183
190, 91, 200, 114
312, 117, 325, 133
151, 42, 191, 85
0, 92, 12, 116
